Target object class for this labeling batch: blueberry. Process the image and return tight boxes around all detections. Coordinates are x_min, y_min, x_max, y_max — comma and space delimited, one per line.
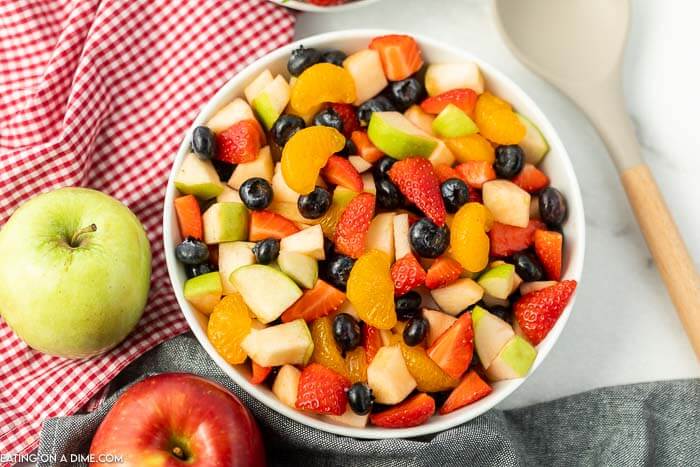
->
333, 313, 361, 352
539, 187, 568, 227
347, 382, 373, 415
357, 96, 396, 126
191, 126, 216, 160
375, 178, 403, 210
239, 177, 273, 210
395, 291, 421, 321
325, 254, 355, 290
271, 114, 305, 148
489, 305, 512, 324
320, 49, 347, 67
403, 317, 429, 346
512, 252, 544, 282
297, 187, 331, 219
440, 178, 470, 213
386, 77, 424, 111
185, 262, 216, 279
409, 218, 449, 258
373, 156, 397, 179
313, 108, 344, 133
253, 238, 280, 264
339, 138, 357, 157
212, 159, 235, 182
287, 45, 321, 76
175, 237, 209, 265
494, 145, 524, 179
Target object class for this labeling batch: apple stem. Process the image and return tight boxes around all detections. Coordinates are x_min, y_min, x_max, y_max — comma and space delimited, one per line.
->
172, 446, 186, 460
70, 224, 97, 247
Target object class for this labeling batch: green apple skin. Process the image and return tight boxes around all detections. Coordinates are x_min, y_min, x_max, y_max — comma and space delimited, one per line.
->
367, 111, 438, 160
432, 104, 478, 138
0, 188, 151, 358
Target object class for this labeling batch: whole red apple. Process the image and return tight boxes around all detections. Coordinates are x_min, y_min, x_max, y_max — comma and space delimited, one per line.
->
89, 373, 265, 466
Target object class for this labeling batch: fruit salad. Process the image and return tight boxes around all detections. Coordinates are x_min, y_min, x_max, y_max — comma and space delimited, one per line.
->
172, 34, 578, 429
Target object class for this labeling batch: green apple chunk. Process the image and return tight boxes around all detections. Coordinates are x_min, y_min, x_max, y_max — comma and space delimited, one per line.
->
272, 162, 300, 204
349, 156, 372, 173
482, 180, 531, 228
428, 140, 456, 167
272, 364, 301, 408
202, 202, 249, 244
277, 251, 318, 289
175, 153, 224, 200
207, 98, 256, 134
184, 271, 222, 315
423, 308, 457, 346
430, 278, 484, 315
404, 105, 436, 136
343, 49, 388, 106
231, 265, 302, 323
240, 319, 313, 366
252, 75, 291, 130
244, 69, 273, 103
218, 241, 256, 294
472, 305, 515, 368
367, 345, 417, 404
432, 104, 478, 138
367, 111, 438, 160
485, 335, 537, 381
228, 146, 274, 190
517, 113, 549, 165
425, 62, 485, 96
279, 224, 325, 260
478, 263, 516, 300
217, 186, 243, 203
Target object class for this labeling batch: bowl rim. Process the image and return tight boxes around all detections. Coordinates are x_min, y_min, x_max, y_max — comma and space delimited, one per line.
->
267, 0, 382, 13
163, 28, 586, 439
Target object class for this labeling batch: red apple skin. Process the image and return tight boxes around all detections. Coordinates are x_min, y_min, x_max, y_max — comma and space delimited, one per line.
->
89, 373, 265, 467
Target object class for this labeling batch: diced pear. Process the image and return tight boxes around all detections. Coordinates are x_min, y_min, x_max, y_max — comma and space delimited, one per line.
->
477, 263, 516, 300
404, 105, 436, 136
362, 172, 376, 194
231, 265, 302, 323
272, 163, 300, 204
425, 62, 484, 96
240, 319, 313, 366
393, 213, 411, 260
268, 201, 319, 225
244, 69, 274, 104
482, 180, 531, 228
427, 139, 456, 167
279, 224, 325, 260
423, 308, 457, 346
202, 202, 249, 244
366, 212, 395, 261
484, 335, 537, 381
430, 278, 484, 315
367, 345, 416, 404
349, 155, 372, 173
183, 272, 222, 315
207, 98, 256, 134
326, 405, 369, 427
218, 242, 255, 294
520, 280, 557, 296
228, 146, 274, 190
367, 112, 438, 160
472, 305, 515, 368
175, 153, 224, 200
516, 113, 549, 165
272, 364, 301, 408
217, 186, 243, 203
344, 49, 388, 106
277, 250, 318, 289
252, 75, 291, 129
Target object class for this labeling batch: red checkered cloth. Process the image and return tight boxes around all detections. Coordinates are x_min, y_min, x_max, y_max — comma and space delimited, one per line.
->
0, 0, 295, 460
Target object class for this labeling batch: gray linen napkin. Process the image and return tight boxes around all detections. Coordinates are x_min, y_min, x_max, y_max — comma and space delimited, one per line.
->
38, 333, 700, 467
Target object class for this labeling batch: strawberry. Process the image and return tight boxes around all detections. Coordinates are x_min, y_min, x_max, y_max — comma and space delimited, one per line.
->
438, 370, 492, 415
489, 219, 545, 257
250, 362, 271, 385
281, 280, 345, 323
369, 34, 423, 81
420, 88, 478, 116
388, 158, 446, 226
391, 253, 427, 296
351, 130, 383, 163
370, 393, 435, 428
329, 103, 360, 137
433, 164, 461, 183
512, 163, 550, 193
322, 155, 363, 192
249, 210, 299, 241
515, 280, 577, 345
295, 363, 351, 415
334, 193, 376, 258
363, 325, 383, 364
427, 312, 473, 379
216, 119, 262, 164
534, 229, 563, 280
455, 161, 496, 189
425, 256, 462, 289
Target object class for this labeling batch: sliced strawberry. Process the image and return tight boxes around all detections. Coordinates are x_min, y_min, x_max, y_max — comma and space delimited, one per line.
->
295, 363, 351, 415
216, 119, 262, 164
370, 393, 435, 428
388, 158, 446, 226
249, 210, 300, 242
333, 193, 376, 258
427, 312, 473, 379
322, 155, 363, 192
433, 164, 461, 183
391, 253, 427, 296
250, 362, 271, 385
369, 34, 423, 81
515, 280, 577, 345
363, 325, 383, 363
281, 280, 345, 323
534, 229, 563, 280
174, 194, 203, 240
351, 130, 383, 163
329, 103, 359, 137
425, 256, 462, 289
489, 219, 546, 257
438, 370, 492, 415
420, 88, 478, 116
455, 161, 496, 189
512, 163, 550, 193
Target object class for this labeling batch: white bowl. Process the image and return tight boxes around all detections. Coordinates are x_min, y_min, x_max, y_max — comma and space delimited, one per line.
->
163, 29, 585, 439
268, 0, 382, 13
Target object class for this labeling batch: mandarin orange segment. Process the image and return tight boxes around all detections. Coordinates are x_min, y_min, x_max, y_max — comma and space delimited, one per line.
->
400, 343, 458, 392
289, 63, 357, 115
310, 316, 349, 378
347, 249, 397, 330
475, 92, 526, 145
444, 134, 495, 164
345, 347, 368, 383
207, 294, 253, 365
281, 126, 345, 194
450, 203, 492, 273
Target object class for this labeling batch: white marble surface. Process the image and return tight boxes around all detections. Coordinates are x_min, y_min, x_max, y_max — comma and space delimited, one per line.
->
296, 0, 699, 409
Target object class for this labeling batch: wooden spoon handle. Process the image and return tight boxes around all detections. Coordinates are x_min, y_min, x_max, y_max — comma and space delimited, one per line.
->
621, 164, 700, 359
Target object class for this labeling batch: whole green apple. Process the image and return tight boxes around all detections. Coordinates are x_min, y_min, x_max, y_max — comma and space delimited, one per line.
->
0, 188, 151, 358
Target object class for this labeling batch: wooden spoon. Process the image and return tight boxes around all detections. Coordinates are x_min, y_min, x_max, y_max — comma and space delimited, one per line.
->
493, 0, 700, 358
